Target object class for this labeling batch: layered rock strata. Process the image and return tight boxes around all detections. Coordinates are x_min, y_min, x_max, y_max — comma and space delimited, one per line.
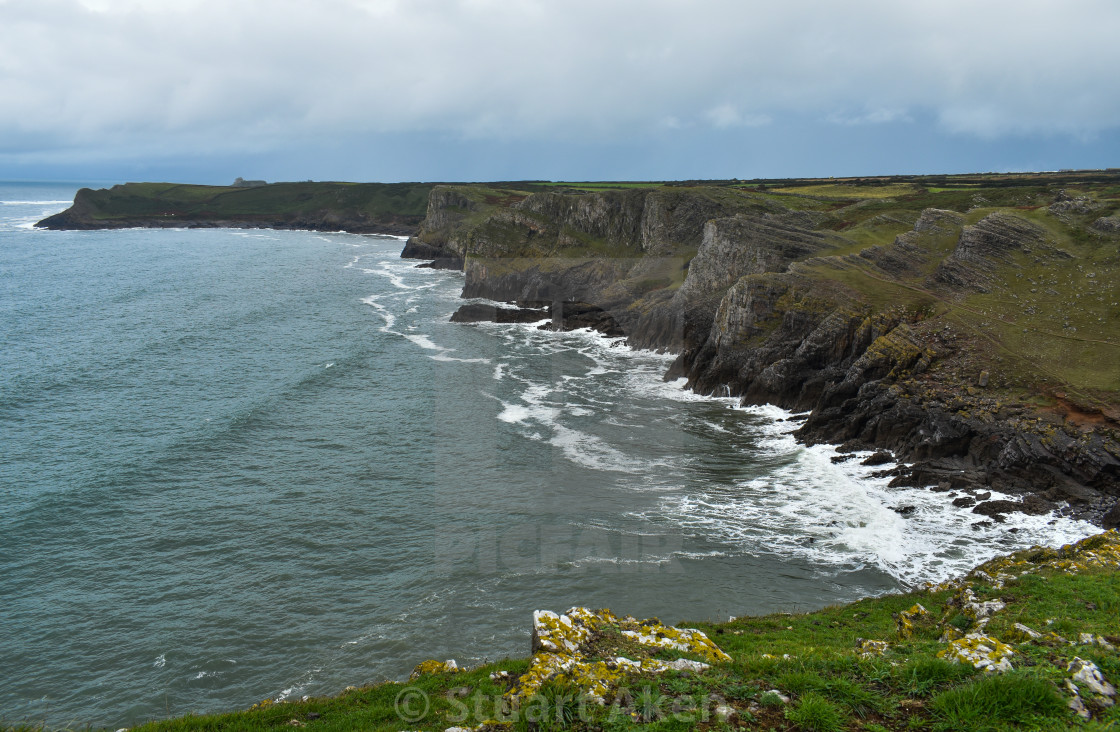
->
404, 184, 1120, 525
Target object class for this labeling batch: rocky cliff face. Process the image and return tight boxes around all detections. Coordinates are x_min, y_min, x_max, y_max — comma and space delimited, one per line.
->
402, 180, 1120, 525
932, 212, 1049, 294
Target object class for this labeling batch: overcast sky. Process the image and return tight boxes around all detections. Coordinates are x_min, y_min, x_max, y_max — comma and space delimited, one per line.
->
2, 0, 1119, 183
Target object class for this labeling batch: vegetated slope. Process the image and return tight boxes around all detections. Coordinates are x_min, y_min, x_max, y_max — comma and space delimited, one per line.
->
36, 181, 436, 235
66, 530, 1120, 732
402, 172, 1120, 525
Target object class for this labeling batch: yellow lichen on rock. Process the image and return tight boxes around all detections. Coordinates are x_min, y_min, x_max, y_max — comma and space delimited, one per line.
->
620, 624, 732, 663
509, 606, 730, 706
409, 659, 460, 680
971, 530, 1120, 580
855, 638, 890, 658
895, 603, 929, 639
938, 634, 1015, 673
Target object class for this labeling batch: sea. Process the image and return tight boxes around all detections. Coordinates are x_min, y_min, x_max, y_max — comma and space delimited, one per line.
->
0, 182, 1098, 727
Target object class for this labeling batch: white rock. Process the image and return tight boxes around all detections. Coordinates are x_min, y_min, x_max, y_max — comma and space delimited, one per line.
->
663, 658, 710, 672
1069, 657, 1117, 698
1069, 694, 1091, 720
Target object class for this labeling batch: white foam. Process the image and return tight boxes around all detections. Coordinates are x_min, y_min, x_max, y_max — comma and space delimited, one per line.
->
366, 261, 424, 290
153, 654, 166, 668
637, 410, 1098, 587
452, 295, 1099, 588
550, 424, 643, 473
404, 333, 442, 350
360, 295, 396, 332
497, 402, 536, 424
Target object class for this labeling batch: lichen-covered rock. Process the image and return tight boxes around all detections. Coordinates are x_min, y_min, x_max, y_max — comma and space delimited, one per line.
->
619, 625, 732, 663
1007, 622, 1043, 642
942, 587, 1005, 630
972, 530, 1120, 580
1078, 633, 1117, 651
1068, 657, 1117, 699
938, 634, 1014, 673
510, 607, 730, 705
409, 659, 460, 680
895, 603, 930, 639
855, 638, 890, 658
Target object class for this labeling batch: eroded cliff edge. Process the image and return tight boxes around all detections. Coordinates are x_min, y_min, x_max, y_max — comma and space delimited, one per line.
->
402, 177, 1120, 526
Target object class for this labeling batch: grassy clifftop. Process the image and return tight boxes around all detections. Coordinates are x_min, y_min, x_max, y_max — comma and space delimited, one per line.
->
12, 532, 1117, 731
35, 181, 438, 234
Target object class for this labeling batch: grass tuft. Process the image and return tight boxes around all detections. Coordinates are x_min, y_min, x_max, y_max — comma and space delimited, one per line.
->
894, 656, 978, 696
930, 673, 1066, 730
785, 691, 846, 732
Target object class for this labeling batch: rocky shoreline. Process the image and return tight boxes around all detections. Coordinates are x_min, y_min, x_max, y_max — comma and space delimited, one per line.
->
399, 180, 1120, 528
39, 175, 1120, 527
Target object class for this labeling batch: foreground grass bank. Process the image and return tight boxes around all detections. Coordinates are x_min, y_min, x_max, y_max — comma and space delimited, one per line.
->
9, 532, 1118, 732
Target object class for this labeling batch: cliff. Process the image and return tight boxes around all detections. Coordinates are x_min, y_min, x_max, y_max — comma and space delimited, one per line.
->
36, 181, 435, 235
403, 174, 1120, 526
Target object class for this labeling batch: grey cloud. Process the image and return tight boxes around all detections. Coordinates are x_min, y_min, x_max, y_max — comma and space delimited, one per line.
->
1, 0, 1118, 165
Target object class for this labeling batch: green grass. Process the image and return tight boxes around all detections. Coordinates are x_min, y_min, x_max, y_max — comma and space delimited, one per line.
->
929, 673, 1066, 730
6, 554, 1119, 731
773, 183, 919, 199
73, 181, 438, 225
785, 691, 846, 731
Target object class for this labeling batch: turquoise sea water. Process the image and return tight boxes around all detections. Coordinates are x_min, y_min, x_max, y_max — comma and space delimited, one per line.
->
0, 182, 1097, 727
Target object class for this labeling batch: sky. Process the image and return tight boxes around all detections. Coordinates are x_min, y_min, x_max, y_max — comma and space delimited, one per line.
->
1, 0, 1119, 184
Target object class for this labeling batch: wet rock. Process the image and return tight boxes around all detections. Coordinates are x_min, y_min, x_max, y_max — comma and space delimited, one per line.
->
861, 451, 894, 466
1103, 502, 1120, 530
972, 500, 1021, 518
450, 302, 549, 324
953, 496, 977, 508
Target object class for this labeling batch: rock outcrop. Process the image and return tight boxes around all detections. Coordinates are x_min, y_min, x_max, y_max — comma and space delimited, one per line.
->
932, 212, 1047, 294
404, 180, 1120, 525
